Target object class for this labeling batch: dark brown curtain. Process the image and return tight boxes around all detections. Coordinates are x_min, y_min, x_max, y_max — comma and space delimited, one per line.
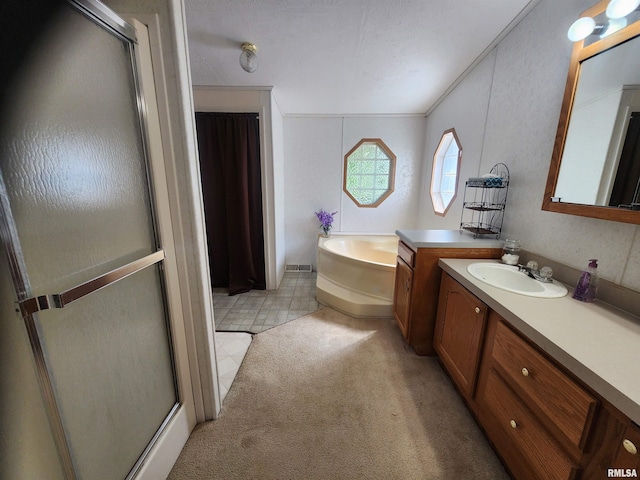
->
195, 112, 266, 295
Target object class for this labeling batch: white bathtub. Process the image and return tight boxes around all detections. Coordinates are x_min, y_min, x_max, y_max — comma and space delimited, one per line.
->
316, 234, 398, 318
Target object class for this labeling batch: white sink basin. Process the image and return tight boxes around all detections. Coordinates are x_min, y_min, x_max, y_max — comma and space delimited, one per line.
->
467, 262, 568, 298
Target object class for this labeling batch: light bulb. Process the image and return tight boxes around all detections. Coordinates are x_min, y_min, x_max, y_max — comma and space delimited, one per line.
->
567, 17, 596, 41
601, 17, 628, 37
240, 43, 258, 73
606, 0, 640, 19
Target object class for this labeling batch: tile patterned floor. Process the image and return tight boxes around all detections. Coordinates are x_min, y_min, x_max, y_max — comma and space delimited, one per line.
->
213, 272, 319, 333
214, 331, 252, 403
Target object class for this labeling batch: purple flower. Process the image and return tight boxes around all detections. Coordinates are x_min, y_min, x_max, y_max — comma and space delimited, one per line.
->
314, 209, 337, 229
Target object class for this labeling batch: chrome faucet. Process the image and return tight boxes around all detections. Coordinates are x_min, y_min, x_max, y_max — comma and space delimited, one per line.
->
517, 261, 554, 283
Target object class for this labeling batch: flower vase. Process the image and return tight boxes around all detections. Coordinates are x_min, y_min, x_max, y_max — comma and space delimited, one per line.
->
320, 226, 331, 237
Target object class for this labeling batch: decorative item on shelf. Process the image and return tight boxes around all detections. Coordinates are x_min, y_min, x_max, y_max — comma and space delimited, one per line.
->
460, 163, 510, 239
467, 175, 504, 188
315, 209, 337, 237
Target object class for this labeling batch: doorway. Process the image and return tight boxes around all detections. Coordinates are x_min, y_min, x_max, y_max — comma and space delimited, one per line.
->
609, 111, 640, 208
195, 112, 266, 296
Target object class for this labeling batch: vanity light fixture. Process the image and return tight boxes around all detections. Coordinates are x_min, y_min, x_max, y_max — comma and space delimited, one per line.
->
567, 17, 604, 41
239, 42, 258, 73
606, 0, 640, 19
567, 0, 640, 41
600, 17, 628, 36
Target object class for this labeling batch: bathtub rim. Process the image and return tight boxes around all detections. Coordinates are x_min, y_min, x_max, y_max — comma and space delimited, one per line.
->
317, 233, 399, 269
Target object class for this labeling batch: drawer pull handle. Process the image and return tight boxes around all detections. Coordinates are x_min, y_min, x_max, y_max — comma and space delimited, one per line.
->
474, 307, 480, 314
510, 420, 517, 429
623, 439, 638, 455
521, 367, 529, 377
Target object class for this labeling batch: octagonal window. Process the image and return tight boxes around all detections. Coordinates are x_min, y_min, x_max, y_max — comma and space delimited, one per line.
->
343, 138, 396, 207
430, 128, 462, 216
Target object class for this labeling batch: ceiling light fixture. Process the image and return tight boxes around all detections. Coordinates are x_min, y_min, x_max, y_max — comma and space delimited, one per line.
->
568, 0, 640, 41
239, 43, 258, 73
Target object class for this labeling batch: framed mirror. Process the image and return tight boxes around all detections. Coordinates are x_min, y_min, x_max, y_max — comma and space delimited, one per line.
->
543, 0, 640, 224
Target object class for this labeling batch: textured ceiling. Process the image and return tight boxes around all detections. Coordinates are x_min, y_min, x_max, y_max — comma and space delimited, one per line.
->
185, 0, 537, 115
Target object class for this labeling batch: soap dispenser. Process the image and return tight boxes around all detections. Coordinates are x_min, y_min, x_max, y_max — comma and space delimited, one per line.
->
572, 259, 598, 302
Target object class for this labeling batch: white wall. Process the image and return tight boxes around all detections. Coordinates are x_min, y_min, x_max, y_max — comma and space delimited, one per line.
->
192, 87, 263, 110
421, 0, 640, 291
417, 50, 497, 230
284, 115, 426, 267
284, 117, 343, 267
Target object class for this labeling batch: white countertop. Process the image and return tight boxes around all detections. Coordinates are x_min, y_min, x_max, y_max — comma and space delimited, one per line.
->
439, 258, 640, 426
396, 229, 504, 249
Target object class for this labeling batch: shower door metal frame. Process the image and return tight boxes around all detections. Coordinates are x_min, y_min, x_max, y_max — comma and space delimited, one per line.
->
0, 1, 185, 478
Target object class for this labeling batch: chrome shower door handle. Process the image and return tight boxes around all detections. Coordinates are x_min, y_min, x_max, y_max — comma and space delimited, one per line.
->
18, 250, 165, 316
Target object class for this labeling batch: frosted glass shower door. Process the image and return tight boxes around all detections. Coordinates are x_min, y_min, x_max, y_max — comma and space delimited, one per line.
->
0, 2, 179, 479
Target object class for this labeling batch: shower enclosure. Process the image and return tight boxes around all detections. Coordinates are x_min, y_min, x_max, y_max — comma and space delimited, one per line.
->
0, 1, 194, 478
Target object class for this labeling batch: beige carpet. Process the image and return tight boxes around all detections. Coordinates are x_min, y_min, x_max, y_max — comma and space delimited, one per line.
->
168, 307, 509, 480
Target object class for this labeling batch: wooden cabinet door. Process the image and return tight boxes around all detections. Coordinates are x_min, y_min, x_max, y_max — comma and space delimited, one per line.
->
393, 256, 412, 340
613, 422, 640, 472
434, 273, 487, 399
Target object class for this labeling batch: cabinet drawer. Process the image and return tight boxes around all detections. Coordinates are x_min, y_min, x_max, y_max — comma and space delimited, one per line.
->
483, 368, 577, 480
492, 321, 597, 450
397, 241, 415, 268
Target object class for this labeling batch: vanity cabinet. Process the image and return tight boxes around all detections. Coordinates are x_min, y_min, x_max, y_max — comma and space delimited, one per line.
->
435, 271, 639, 480
613, 422, 640, 471
392, 241, 501, 355
480, 367, 577, 480
476, 313, 597, 480
486, 320, 597, 451
434, 273, 487, 400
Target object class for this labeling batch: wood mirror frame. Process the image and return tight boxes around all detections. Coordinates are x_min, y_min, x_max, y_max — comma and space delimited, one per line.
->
542, 0, 640, 224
